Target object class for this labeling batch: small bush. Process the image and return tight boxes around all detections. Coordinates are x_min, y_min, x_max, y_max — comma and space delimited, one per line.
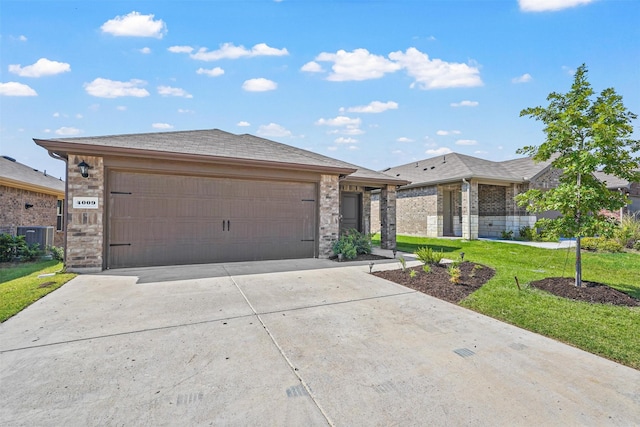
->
634, 240, 640, 251
448, 264, 461, 284
518, 226, 540, 242
614, 213, 640, 249
581, 237, 601, 251
414, 246, 444, 265
332, 229, 372, 259
422, 264, 431, 274
581, 236, 623, 253
0, 234, 42, 262
409, 269, 417, 278
501, 230, 514, 240
398, 256, 407, 272
48, 246, 64, 261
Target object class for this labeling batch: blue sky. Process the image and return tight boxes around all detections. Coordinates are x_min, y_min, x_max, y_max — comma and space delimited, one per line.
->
1, 0, 638, 180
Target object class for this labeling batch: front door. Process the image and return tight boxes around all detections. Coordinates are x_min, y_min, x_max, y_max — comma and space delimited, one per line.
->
340, 192, 361, 234
443, 190, 454, 236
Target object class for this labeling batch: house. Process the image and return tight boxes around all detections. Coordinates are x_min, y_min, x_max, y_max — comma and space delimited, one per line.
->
0, 155, 65, 247
371, 153, 560, 240
594, 170, 640, 219
34, 129, 407, 272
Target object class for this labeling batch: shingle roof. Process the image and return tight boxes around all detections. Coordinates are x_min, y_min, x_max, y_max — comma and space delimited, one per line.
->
35, 129, 406, 186
381, 153, 551, 187
593, 171, 636, 189
0, 156, 65, 195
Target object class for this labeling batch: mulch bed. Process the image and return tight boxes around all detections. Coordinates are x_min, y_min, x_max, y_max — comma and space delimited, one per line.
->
330, 254, 390, 262
373, 262, 640, 307
374, 262, 496, 304
529, 277, 640, 307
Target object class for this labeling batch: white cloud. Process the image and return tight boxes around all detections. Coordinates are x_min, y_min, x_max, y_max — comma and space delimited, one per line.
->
257, 123, 292, 137
512, 73, 533, 83
456, 139, 478, 145
347, 145, 359, 151
301, 61, 323, 72
344, 100, 398, 113
0, 82, 37, 96
196, 67, 225, 77
178, 108, 194, 113
315, 116, 362, 127
116, 106, 127, 111
152, 123, 173, 129
519, 0, 594, 12
76, 113, 83, 119
157, 85, 193, 98
436, 130, 461, 136
242, 78, 277, 92
389, 47, 482, 89
17, 35, 28, 41
426, 147, 453, 156
397, 137, 414, 143
84, 78, 149, 98
101, 11, 167, 38
562, 65, 576, 75
237, 121, 251, 127
9, 58, 71, 77
335, 137, 358, 144
450, 100, 479, 107
188, 42, 288, 61
314, 48, 401, 81
55, 126, 82, 136
139, 47, 151, 54
53, 112, 61, 117
327, 146, 338, 151
474, 150, 489, 155
168, 45, 194, 54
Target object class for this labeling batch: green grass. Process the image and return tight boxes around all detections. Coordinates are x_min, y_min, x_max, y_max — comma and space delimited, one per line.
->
0, 260, 76, 322
373, 235, 640, 370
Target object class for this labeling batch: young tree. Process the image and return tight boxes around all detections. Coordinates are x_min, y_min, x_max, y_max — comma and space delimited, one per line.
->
516, 64, 640, 287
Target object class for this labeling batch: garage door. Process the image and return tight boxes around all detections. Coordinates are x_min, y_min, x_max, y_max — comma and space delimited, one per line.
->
107, 171, 317, 268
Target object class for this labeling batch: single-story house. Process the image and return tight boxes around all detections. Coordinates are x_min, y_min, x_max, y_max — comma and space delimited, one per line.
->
35, 129, 407, 272
594, 170, 640, 219
371, 153, 560, 240
0, 155, 65, 247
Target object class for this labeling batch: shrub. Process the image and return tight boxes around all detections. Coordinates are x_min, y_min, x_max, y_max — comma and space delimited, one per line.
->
332, 229, 372, 259
448, 263, 461, 284
0, 234, 42, 262
48, 246, 64, 261
581, 236, 623, 252
398, 256, 407, 272
581, 237, 600, 251
414, 246, 444, 265
518, 226, 540, 242
422, 264, 431, 274
501, 230, 514, 240
614, 213, 640, 249
409, 269, 417, 278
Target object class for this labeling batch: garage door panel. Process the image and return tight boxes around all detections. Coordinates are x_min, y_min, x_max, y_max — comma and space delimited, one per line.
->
108, 171, 317, 268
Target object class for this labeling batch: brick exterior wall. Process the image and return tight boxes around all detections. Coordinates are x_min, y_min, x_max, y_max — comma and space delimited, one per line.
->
319, 174, 340, 257
0, 184, 63, 247
379, 185, 397, 249
478, 185, 506, 216
65, 154, 104, 273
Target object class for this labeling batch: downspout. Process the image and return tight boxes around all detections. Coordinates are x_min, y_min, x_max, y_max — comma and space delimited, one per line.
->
462, 178, 471, 239
48, 151, 68, 264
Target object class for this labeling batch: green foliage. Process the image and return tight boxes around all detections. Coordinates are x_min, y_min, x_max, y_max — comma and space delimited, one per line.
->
422, 264, 431, 274
332, 229, 372, 260
582, 236, 624, 253
580, 237, 601, 251
48, 246, 64, 261
414, 246, 444, 265
516, 64, 640, 285
398, 256, 407, 272
614, 213, 640, 249
409, 269, 417, 278
518, 226, 540, 242
501, 230, 514, 240
0, 234, 42, 262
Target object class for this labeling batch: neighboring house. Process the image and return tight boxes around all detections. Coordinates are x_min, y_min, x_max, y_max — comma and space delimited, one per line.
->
594, 170, 640, 219
0, 155, 65, 247
35, 129, 407, 272
371, 153, 560, 240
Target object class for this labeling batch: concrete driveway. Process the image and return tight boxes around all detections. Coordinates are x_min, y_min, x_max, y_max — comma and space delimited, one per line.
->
1, 258, 639, 426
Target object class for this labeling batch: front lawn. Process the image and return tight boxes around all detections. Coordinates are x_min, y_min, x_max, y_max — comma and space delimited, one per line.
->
0, 260, 76, 322
373, 235, 640, 370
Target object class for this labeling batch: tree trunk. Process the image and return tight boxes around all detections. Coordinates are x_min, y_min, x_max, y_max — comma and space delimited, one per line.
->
575, 236, 582, 287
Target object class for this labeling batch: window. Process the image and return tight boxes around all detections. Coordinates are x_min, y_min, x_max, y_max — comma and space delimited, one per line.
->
56, 200, 64, 231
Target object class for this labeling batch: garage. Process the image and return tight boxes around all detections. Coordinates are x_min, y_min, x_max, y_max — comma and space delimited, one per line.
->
108, 170, 317, 268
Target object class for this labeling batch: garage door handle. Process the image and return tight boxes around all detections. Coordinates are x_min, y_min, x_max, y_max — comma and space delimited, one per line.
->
227, 220, 230, 231
222, 220, 226, 231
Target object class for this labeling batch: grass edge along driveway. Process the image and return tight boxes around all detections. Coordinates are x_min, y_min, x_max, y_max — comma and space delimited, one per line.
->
0, 260, 76, 323
375, 235, 640, 370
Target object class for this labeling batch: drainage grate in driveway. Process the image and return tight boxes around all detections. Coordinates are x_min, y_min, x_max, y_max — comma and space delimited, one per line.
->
453, 348, 475, 358
286, 384, 309, 398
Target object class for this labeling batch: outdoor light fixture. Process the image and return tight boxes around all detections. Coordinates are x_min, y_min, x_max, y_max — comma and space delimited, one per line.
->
460, 252, 465, 261
25, 203, 33, 209
77, 160, 90, 178
369, 262, 374, 273
392, 248, 397, 258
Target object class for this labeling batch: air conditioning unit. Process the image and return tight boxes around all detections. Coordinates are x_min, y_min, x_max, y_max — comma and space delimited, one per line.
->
17, 226, 54, 249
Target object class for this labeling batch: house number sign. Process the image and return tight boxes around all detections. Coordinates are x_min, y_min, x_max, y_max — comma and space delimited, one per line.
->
73, 197, 99, 209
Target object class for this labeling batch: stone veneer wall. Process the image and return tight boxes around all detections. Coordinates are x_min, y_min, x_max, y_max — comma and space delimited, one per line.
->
65, 154, 104, 272
319, 174, 340, 257
379, 185, 397, 249
461, 179, 479, 239
0, 185, 64, 247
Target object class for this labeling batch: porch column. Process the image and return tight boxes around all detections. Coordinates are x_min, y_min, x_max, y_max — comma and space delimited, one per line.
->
379, 184, 397, 249
318, 174, 340, 257
461, 179, 479, 240
362, 190, 371, 235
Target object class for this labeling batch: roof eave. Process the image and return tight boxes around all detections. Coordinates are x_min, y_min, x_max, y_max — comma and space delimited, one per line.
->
34, 139, 357, 176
